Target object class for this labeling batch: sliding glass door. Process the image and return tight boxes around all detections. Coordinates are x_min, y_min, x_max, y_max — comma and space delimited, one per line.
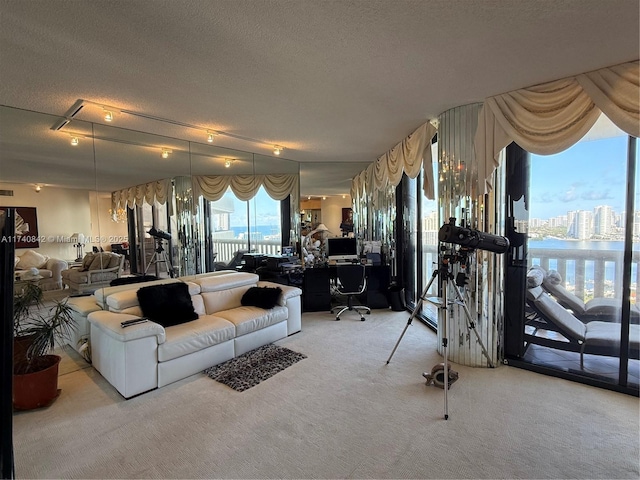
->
504, 115, 638, 393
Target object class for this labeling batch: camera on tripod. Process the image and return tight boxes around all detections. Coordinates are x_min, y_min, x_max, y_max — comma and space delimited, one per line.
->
148, 227, 171, 241
438, 217, 509, 254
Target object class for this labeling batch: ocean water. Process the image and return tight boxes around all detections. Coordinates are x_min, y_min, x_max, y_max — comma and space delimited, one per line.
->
231, 225, 280, 240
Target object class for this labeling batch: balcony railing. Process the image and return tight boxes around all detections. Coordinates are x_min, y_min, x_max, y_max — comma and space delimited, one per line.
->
528, 248, 639, 304
419, 244, 639, 306
212, 238, 282, 264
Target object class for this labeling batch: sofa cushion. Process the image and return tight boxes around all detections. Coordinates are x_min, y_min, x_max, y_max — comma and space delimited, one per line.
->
201, 285, 253, 314
16, 250, 48, 269
158, 315, 236, 362
98, 278, 182, 310
241, 286, 282, 309
195, 272, 259, 293
216, 305, 288, 336
88, 252, 118, 270
137, 282, 199, 328
81, 253, 95, 270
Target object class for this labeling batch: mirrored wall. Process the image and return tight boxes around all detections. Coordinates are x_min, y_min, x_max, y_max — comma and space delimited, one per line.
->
0, 105, 304, 290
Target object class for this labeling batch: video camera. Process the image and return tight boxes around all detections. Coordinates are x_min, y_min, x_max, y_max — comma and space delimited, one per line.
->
148, 227, 171, 241
438, 217, 509, 254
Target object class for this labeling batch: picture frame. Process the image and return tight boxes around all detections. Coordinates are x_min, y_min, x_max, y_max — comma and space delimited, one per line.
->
0, 206, 39, 248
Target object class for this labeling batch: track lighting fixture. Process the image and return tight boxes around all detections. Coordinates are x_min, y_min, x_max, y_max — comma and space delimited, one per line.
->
161, 149, 172, 159
35, 185, 42, 193
70, 136, 79, 146
224, 159, 235, 168
53, 99, 289, 155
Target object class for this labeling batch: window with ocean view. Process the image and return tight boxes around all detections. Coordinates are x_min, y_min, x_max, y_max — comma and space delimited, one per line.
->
520, 114, 638, 389
207, 185, 281, 264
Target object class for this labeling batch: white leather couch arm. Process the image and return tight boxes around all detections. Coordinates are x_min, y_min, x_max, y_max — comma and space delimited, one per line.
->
257, 281, 302, 335
88, 311, 166, 344
257, 281, 302, 306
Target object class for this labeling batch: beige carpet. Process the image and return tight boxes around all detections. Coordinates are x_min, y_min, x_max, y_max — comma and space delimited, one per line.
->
12, 309, 640, 479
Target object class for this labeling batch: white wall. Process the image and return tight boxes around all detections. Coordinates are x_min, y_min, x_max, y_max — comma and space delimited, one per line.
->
89, 191, 129, 250
1, 183, 128, 261
321, 195, 352, 238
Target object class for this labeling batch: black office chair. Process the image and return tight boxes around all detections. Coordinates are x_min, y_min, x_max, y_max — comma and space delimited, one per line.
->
331, 264, 371, 321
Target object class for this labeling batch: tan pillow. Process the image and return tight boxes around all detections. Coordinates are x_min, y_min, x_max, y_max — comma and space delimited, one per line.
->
16, 250, 47, 269
89, 252, 115, 270
108, 253, 121, 269
81, 253, 95, 271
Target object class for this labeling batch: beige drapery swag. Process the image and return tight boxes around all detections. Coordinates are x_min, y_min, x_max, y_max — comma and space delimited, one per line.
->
475, 60, 640, 194
351, 121, 438, 204
112, 178, 172, 211
112, 174, 297, 211
193, 174, 298, 202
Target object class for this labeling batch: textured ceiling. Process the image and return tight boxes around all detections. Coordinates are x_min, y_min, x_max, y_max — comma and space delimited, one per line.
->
0, 0, 638, 195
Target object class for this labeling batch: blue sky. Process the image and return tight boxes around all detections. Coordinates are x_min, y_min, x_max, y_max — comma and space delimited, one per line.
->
530, 135, 631, 219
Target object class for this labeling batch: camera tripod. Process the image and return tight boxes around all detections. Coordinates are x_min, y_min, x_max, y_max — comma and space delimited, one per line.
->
145, 238, 176, 278
386, 250, 495, 419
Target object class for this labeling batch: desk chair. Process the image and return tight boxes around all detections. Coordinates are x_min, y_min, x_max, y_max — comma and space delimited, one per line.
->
331, 264, 371, 321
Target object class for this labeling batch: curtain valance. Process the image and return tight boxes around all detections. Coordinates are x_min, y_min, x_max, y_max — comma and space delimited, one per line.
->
112, 178, 172, 210
475, 60, 639, 194
351, 121, 437, 203
194, 173, 298, 202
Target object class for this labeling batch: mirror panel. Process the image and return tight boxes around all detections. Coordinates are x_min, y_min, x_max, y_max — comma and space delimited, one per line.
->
0, 106, 97, 261
92, 124, 192, 280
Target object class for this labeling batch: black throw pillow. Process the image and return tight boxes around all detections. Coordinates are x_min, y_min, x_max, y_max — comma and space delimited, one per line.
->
241, 286, 282, 309
137, 282, 199, 328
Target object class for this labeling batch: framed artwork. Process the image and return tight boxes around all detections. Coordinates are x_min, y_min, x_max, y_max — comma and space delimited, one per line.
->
342, 207, 353, 224
0, 206, 39, 248
341, 208, 354, 233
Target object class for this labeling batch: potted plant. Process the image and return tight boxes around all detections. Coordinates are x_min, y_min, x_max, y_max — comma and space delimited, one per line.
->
13, 282, 75, 410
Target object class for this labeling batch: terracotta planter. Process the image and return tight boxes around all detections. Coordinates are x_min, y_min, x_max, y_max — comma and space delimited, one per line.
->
13, 334, 36, 365
13, 354, 61, 410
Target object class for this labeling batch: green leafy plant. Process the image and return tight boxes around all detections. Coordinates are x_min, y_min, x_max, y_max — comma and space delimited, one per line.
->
13, 282, 75, 375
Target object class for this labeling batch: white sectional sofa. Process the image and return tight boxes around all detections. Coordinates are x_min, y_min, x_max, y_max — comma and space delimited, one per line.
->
68, 271, 302, 399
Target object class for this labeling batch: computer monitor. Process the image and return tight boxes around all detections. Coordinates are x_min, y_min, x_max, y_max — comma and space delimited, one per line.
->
327, 237, 358, 262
